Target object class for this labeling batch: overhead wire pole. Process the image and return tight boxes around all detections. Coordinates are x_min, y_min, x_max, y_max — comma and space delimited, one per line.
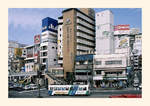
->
35, 42, 42, 98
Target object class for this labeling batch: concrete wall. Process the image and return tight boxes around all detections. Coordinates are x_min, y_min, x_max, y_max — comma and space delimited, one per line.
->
96, 10, 114, 55
63, 9, 77, 78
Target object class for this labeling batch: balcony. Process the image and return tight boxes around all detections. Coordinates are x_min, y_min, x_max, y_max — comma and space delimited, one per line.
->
77, 12, 94, 24
75, 75, 92, 80
77, 39, 95, 46
75, 64, 92, 70
77, 32, 95, 41
77, 25, 94, 35
77, 19, 95, 30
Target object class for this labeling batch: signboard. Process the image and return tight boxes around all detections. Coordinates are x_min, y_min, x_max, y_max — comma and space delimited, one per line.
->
114, 25, 130, 35
34, 35, 41, 44
42, 17, 58, 32
27, 48, 33, 58
115, 36, 129, 48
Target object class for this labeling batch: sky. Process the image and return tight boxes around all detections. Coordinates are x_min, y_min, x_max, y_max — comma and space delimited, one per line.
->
8, 8, 142, 45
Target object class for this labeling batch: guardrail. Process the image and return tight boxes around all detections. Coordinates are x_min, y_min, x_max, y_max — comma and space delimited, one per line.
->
9, 71, 38, 77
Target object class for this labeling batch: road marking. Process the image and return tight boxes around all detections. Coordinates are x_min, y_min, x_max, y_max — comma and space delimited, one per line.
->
18, 88, 46, 93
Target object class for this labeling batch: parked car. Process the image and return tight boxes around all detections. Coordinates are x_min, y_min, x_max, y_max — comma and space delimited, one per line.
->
29, 84, 38, 90
9, 82, 14, 90
13, 83, 24, 91
23, 85, 31, 90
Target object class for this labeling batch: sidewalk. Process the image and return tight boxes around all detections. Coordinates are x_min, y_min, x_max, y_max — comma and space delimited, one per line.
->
91, 87, 135, 93
93, 87, 134, 90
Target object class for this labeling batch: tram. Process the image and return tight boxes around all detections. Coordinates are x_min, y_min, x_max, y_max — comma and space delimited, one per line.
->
48, 85, 90, 96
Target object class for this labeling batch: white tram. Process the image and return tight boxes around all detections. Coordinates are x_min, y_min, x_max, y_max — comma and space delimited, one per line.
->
48, 85, 90, 96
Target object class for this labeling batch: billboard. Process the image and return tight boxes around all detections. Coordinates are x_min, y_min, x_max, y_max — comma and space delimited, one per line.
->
42, 17, 58, 32
115, 36, 130, 48
14, 48, 23, 57
114, 25, 130, 35
26, 47, 33, 58
34, 35, 41, 44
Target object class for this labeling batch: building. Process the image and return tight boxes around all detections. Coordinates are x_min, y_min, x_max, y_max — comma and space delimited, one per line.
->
131, 34, 142, 86
96, 10, 114, 55
8, 40, 27, 57
57, 16, 63, 66
93, 54, 128, 88
75, 54, 94, 84
40, 17, 58, 71
8, 40, 27, 72
24, 45, 35, 72
133, 34, 142, 56
62, 8, 95, 79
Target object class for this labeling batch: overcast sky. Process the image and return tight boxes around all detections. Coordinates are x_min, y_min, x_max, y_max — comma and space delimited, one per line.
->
8, 8, 142, 45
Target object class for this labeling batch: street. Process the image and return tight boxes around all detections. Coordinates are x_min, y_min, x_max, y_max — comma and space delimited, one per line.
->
9, 88, 142, 98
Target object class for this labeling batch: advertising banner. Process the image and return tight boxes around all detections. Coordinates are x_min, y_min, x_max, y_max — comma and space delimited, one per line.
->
114, 25, 130, 35
115, 36, 129, 48
34, 35, 41, 44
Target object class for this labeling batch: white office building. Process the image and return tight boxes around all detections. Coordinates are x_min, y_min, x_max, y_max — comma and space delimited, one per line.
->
40, 17, 58, 70
93, 54, 128, 87
96, 10, 114, 55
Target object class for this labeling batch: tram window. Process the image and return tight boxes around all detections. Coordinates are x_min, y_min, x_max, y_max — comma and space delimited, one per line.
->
54, 87, 58, 91
70, 87, 73, 90
66, 87, 69, 90
50, 87, 53, 90
83, 87, 87, 90
62, 87, 65, 90
58, 87, 61, 90
79, 87, 82, 91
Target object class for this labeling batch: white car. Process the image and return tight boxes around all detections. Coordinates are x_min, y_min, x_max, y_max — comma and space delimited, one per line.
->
29, 84, 38, 90
24, 85, 31, 90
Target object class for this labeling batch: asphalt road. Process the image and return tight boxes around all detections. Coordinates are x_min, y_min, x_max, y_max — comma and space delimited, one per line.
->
8, 88, 142, 98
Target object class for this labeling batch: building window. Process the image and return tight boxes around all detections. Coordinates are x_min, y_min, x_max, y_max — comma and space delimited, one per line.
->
43, 52, 47, 56
96, 70, 101, 74
60, 34, 61, 37
52, 47, 55, 49
94, 60, 101, 65
43, 58, 46, 63
42, 46, 47, 50
54, 59, 56, 61
60, 28, 61, 31
105, 60, 122, 65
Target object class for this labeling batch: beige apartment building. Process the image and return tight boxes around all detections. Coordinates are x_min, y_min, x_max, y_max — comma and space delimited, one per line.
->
62, 8, 95, 78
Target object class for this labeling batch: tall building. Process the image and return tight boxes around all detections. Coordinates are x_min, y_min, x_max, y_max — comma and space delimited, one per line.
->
96, 10, 114, 55
40, 17, 58, 70
57, 16, 63, 67
62, 8, 95, 78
